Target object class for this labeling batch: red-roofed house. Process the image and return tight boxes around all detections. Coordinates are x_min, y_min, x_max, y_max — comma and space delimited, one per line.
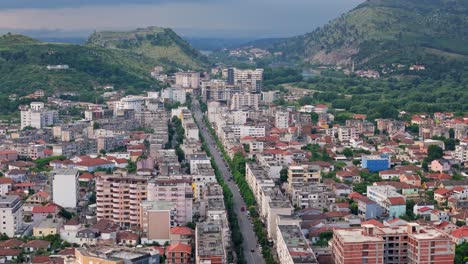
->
361, 219, 384, 228
434, 221, 457, 233
0, 178, 12, 195
434, 188, 454, 205
451, 226, 468, 244
0, 249, 21, 261
166, 243, 192, 264
78, 172, 94, 183
32, 204, 59, 222
170, 227, 194, 245
0, 150, 18, 161
74, 158, 115, 172
24, 240, 51, 252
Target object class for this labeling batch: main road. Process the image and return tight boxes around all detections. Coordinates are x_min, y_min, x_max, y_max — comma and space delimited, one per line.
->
192, 100, 265, 264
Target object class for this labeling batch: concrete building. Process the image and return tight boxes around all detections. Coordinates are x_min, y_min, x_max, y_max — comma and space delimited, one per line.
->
276, 224, 317, 264
0, 195, 23, 237
287, 164, 322, 193
52, 169, 79, 208
367, 185, 406, 218
20, 102, 59, 129
332, 225, 385, 264
75, 247, 160, 264
96, 173, 148, 227
175, 71, 200, 89
147, 177, 193, 224
275, 111, 289, 129
362, 154, 391, 172
407, 223, 455, 264
161, 86, 187, 104
140, 200, 177, 244
195, 221, 227, 264
114, 95, 146, 113
228, 68, 264, 93
230, 93, 260, 110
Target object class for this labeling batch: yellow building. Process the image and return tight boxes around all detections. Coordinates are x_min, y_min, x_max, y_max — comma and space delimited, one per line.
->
33, 218, 61, 237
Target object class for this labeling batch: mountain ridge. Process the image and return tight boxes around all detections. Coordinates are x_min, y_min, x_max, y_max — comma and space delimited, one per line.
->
263, 0, 468, 67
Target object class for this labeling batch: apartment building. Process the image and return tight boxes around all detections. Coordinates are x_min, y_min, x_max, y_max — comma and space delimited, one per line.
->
276, 224, 317, 264
245, 162, 275, 204
147, 177, 193, 224
227, 68, 264, 93
0, 195, 23, 237
195, 221, 228, 264
331, 223, 455, 264
51, 169, 79, 208
20, 102, 59, 129
96, 173, 148, 227
275, 111, 289, 129
161, 86, 187, 104
140, 200, 177, 244
337, 126, 360, 142
367, 185, 406, 218
230, 93, 260, 110
362, 154, 391, 172
114, 95, 146, 113
287, 164, 322, 193
332, 225, 385, 264
175, 71, 200, 89
407, 223, 455, 264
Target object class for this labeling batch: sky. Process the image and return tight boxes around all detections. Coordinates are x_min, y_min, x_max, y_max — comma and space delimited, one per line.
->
0, 0, 363, 38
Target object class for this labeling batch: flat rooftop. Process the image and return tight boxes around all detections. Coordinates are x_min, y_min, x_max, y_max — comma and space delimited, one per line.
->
334, 228, 384, 243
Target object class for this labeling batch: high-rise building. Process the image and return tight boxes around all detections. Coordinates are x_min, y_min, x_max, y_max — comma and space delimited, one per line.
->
175, 72, 200, 89
407, 223, 455, 264
140, 200, 177, 244
161, 86, 186, 104
20, 102, 59, 129
228, 68, 264, 93
96, 172, 148, 227
0, 195, 23, 237
52, 169, 79, 208
147, 177, 193, 224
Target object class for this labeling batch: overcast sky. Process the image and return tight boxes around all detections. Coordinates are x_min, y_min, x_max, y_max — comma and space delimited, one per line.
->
0, 0, 363, 38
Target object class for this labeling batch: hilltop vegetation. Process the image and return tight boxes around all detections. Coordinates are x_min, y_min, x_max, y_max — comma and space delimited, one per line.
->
87, 27, 209, 70
267, 0, 468, 68
0, 28, 209, 104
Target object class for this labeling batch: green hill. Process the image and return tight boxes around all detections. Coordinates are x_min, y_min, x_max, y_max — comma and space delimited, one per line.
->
0, 27, 209, 103
86, 27, 209, 70
0, 34, 159, 99
269, 0, 468, 68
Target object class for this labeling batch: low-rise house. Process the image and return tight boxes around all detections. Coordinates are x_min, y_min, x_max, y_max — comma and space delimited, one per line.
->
60, 219, 82, 244
0, 249, 21, 262
170, 226, 194, 245
33, 218, 62, 237
0, 178, 13, 195
32, 204, 60, 222
358, 197, 383, 220
431, 159, 451, 172
413, 202, 435, 217
166, 243, 192, 264
336, 171, 360, 183
430, 209, 449, 222
24, 240, 51, 253
117, 231, 139, 246
434, 188, 454, 205
451, 226, 468, 245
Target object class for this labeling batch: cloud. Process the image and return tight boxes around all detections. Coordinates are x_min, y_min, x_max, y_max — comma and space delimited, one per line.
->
0, 0, 214, 9
0, 0, 364, 37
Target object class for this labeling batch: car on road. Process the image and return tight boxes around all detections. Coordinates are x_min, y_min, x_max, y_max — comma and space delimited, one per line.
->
250, 248, 255, 252
241, 206, 245, 211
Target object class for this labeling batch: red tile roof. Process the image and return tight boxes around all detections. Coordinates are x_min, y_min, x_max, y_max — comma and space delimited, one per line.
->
0, 178, 13, 184
76, 158, 113, 167
32, 256, 51, 263
166, 243, 191, 254
361, 219, 384, 228
0, 249, 21, 256
170, 226, 194, 235
32, 205, 58, 214
451, 226, 468, 238
79, 172, 94, 180
24, 240, 50, 249
387, 197, 406, 205
0, 239, 24, 248
434, 188, 453, 195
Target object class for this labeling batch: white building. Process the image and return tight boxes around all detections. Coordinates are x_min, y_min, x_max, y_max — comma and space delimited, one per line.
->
230, 125, 266, 138
0, 195, 23, 237
114, 96, 146, 113
20, 102, 59, 129
230, 93, 259, 110
175, 72, 200, 89
228, 68, 264, 93
276, 224, 317, 264
454, 144, 468, 163
161, 87, 186, 104
52, 169, 79, 208
275, 111, 289, 129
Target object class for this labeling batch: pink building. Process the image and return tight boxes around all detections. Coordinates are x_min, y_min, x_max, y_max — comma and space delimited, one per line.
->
147, 177, 193, 224
0, 150, 18, 161
431, 159, 451, 172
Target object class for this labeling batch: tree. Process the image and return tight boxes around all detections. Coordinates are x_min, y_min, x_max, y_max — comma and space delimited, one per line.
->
449, 128, 455, 139
58, 208, 73, 220
279, 168, 288, 183
343, 148, 354, 159
427, 145, 444, 162
455, 242, 468, 264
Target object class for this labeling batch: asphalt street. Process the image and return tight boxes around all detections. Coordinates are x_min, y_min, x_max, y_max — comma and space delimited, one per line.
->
192, 100, 265, 264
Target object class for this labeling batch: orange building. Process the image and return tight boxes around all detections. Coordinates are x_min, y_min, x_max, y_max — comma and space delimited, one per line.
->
407, 223, 455, 264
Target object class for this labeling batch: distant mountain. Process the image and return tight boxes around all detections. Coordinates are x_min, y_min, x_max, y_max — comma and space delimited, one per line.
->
0, 33, 159, 98
0, 27, 209, 99
87, 27, 209, 69
266, 0, 468, 67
